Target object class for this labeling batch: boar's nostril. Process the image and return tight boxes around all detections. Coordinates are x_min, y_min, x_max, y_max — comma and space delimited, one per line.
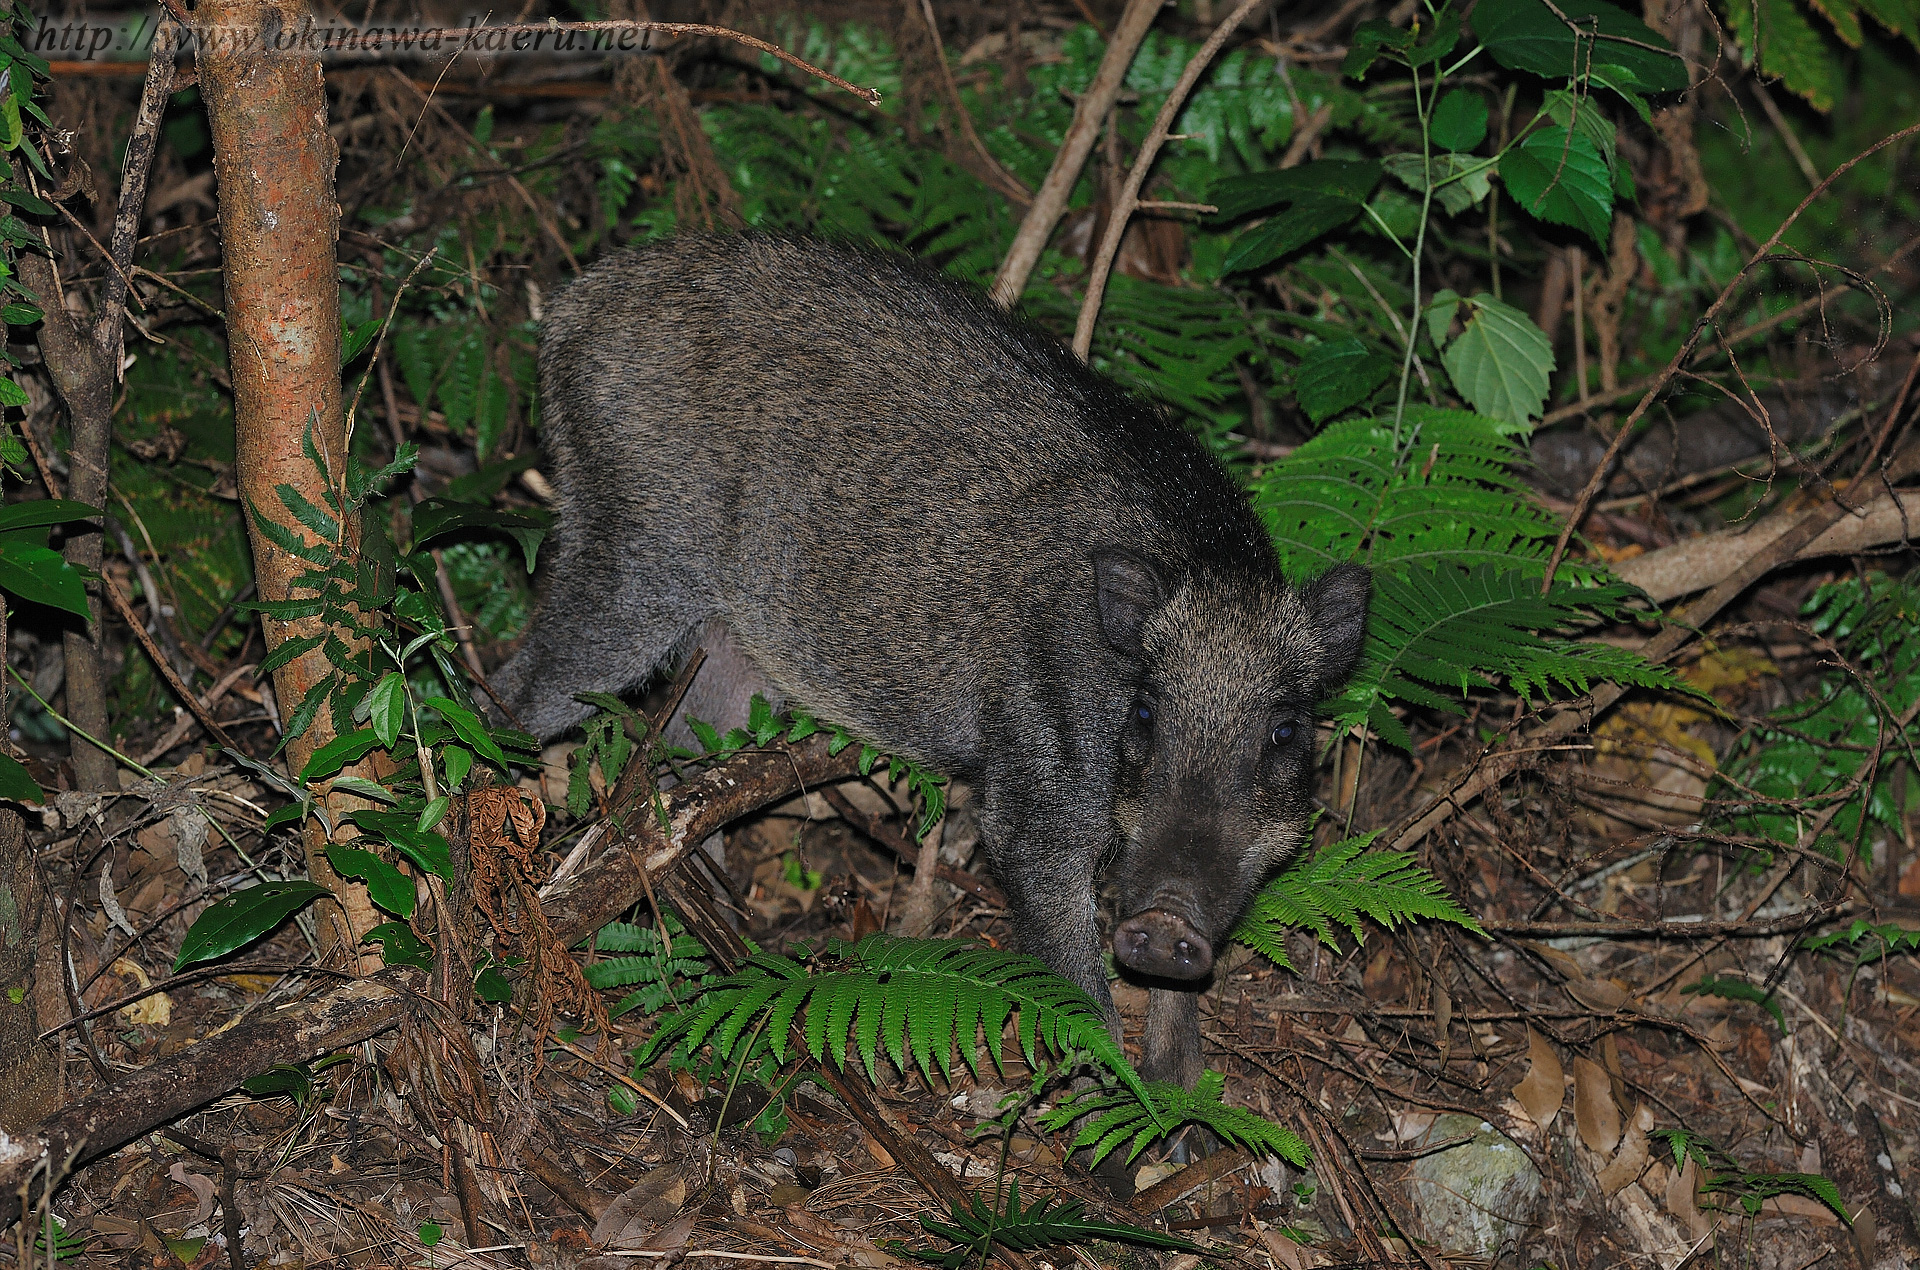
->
1113, 909, 1212, 981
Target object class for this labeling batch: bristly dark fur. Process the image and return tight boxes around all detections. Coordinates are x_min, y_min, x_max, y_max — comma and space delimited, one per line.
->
497, 235, 1370, 1084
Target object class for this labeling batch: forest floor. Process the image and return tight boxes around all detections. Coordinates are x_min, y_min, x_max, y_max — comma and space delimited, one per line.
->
18, 620, 1920, 1270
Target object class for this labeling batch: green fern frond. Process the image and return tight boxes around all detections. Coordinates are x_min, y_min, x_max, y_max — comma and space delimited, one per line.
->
635, 934, 1155, 1115
1717, 574, 1920, 859
1232, 831, 1484, 971
1340, 562, 1685, 749
906, 1177, 1202, 1269
1256, 407, 1587, 579
584, 918, 715, 1016
1038, 1070, 1310, 1168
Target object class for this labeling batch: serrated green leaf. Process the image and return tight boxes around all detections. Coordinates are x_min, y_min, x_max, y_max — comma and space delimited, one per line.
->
256, 632, 325, 678
1294, 336, 1396, 423
1441, 293, 1556, 426
275, 482, 340, 545
1500, 125, 1614, 245
1726, 0, 1847, 110
1431, 89, 1490, 152
175, 880, 331, 970
1474, 0, 1688, 95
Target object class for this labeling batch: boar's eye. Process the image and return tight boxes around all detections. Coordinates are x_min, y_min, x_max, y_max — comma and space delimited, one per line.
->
1270, 720, 1298, 747
1134, 700, 1154, 725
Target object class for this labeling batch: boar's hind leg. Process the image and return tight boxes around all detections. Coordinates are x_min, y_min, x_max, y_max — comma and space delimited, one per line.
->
493, 562, 701, 739
1144, 987, 1202, 1089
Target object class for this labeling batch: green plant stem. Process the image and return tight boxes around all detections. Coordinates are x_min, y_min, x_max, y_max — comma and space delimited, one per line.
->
7, 663, 157, 781
1391, 62, 1438, 443
713, 1012, 771, 1149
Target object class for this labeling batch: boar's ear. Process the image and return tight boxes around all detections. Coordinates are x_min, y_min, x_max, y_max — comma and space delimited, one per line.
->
1304, 563, 1371, 691
1091, 548, 1167, 656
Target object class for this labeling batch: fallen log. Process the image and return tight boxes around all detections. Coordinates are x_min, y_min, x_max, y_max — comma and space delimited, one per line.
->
1615, 485, 1918, 603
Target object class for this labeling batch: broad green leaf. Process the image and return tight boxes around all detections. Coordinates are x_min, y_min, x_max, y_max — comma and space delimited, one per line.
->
1441, 294, 1556, 427
1474, 0, 1689, 95
364, 920, 433, 967
326, 842, 415, 918
368, 671, 406, 749
328, 776, 397, 804
175, 880, 331, 970
300, 728, 383, 782
1500, 126, 1614, 246
242, 1064, 314, 1104
341, 316, 384, 365
1294, 337, 1396, 424
0, 541, 88, 617
1430, 89, 1489, 152
351, 810, 455, 879
442, 745, 473, 790
0, 752, 42, 803
0, 499, 96, 532
423, 696, 508, 769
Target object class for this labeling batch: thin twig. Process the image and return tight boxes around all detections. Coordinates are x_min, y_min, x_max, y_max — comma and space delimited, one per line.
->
989, 0, 1162, 308
1073, 0, 1264, 361
1540, 119, 1920, 590
102, 573, 237, 751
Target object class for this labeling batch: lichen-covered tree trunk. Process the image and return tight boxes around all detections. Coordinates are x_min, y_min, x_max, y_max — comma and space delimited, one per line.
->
199, 0, 381, 969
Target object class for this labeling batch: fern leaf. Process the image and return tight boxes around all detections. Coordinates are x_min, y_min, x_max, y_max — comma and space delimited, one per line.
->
1039, 1069, 1312, 1168
908, 1178, 1202, 1269
1233, 831, 1485, 971
1339, 562, 1685, 748
636, 935, 1155, 1117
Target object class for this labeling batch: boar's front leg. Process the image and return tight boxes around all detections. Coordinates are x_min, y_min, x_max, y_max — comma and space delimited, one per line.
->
1144, 987, 1201, 1089
976, 800, 1115, 1030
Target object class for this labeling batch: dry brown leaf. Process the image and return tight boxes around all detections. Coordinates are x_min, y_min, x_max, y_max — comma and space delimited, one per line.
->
1432, 977, 1452, 1042
1512, 1027, 1564, 1132
1564, 977, 1631, 1011
166, 1162, 217, 1227
1665, 1154, 1716, 1242
1597, 1103, 1654, 1195
1573, 1056, 1622, 1155
1256, 1227, 1307, 1270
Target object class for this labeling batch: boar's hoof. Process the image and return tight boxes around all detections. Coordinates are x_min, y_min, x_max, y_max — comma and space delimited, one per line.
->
1113, 910, 1212, 981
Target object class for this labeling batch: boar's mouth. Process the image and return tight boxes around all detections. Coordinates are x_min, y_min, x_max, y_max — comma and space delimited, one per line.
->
1112, 907, 1214, 981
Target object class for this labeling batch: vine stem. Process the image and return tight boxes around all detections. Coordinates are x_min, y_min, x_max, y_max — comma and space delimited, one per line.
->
1071, 0, 1264, 362
1538, 116, 1920, 594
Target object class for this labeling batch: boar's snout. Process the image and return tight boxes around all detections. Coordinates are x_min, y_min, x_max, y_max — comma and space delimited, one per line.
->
1113, 909, 1213, 981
